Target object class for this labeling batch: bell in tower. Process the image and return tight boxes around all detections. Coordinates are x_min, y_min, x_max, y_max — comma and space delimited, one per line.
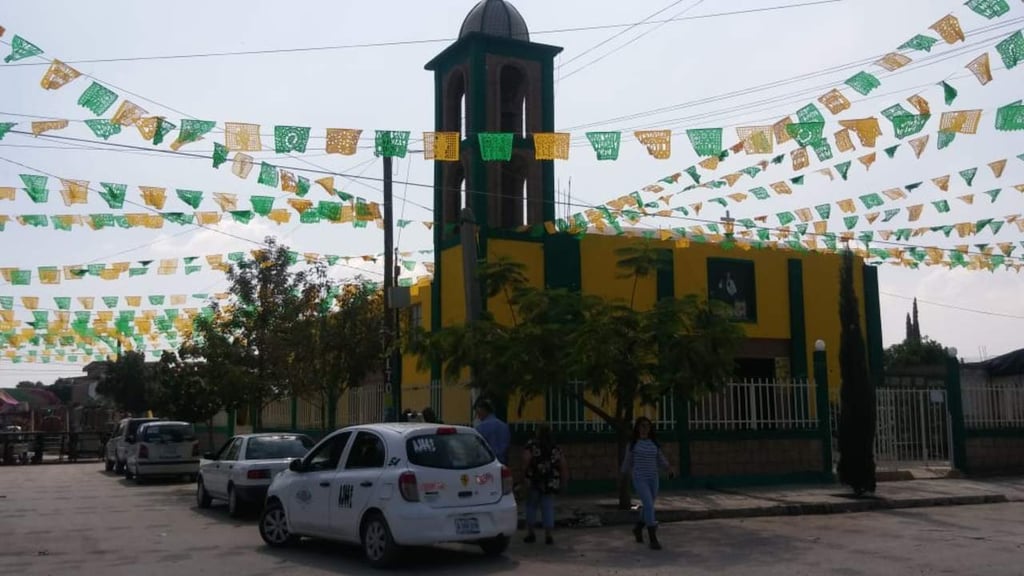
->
426, 0, 563, 234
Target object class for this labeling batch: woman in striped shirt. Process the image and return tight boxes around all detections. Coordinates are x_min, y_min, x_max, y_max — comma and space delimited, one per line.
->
620, 416, 674, 550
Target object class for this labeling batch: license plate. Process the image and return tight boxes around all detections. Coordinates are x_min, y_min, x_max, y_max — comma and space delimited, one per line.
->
455, 517, 480, 535
159, 447, 179, 459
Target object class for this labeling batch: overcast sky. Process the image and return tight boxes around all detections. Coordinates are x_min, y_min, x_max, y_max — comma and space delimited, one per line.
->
1, 0, 1022, 387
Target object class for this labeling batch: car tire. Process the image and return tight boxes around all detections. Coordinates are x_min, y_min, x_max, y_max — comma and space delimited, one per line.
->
196, 477, 213, 509
134, 469, 145, 485
104, 458, 114, 472
259, 501, 298, 548
125, 464, 134, 480
479, 535, 511, 557
361, 512, 400, 569
228, 485, 245, 518
115, 461, 125, 474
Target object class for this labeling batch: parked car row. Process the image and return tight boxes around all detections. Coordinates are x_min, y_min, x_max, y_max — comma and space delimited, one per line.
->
104, 421, 517, 569
103, 417, 200, 482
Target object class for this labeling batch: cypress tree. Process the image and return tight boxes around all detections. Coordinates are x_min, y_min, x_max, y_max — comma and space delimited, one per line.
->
912, 298, 921, 344
837, 251, 876, 496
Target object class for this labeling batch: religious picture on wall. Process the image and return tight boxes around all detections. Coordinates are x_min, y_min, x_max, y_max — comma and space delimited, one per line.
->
707, 259, 757, 322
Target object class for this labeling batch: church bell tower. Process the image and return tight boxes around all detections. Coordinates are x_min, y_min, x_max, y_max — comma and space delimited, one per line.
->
425, 0, 563, 235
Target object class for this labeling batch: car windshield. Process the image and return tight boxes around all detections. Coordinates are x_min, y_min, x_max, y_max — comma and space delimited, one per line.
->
406, 433, 495, 470
245, 436, 314, 460
142, 423, 195, 443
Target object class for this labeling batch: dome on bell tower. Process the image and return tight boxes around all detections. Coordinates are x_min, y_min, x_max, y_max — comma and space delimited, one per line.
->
459, 0, 530, 41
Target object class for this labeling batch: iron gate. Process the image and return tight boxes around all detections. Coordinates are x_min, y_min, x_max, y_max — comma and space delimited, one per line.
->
874, 385, 952, 470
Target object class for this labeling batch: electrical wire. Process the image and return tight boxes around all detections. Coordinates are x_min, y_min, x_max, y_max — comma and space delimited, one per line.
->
559, 0, 707, 82
879, 292, 1024, 320
0, 1, 847, 68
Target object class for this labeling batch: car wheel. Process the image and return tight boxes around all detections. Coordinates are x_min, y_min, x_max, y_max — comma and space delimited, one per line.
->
228, 486, 245, 518
196, 477, 212, 509
134, 469, 145, 485
104, 458, 114, 472
259, 501, 298, 548
479, 535, 511, 557
124, 464, 134, 480
114, 461, 125, 474
361, 512, 400, 569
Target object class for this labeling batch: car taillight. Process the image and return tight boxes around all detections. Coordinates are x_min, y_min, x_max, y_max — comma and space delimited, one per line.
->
247, 469, 271, 480
138, 445, 148, 459
399, 471, 419, 502
501, 465, 513, 495
192, 443, 199, 457
436, 427, 457, 435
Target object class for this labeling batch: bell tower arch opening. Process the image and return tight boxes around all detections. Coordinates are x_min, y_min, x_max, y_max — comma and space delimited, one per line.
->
499, 64, 528, 137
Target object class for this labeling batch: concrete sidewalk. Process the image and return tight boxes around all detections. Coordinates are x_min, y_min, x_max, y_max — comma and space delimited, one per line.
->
520, 477, 1024, 528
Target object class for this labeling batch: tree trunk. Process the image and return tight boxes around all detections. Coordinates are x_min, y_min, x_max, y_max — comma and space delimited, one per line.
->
616, 429, 632, 510
206, 417, 215, 452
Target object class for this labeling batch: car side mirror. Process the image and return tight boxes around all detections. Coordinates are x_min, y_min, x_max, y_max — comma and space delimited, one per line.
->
203, 452, 216, 460
289, 458, 304, 473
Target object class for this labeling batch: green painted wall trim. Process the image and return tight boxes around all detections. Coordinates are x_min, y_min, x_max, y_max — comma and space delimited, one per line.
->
687, 429, 822, 441
787, 259, 808, 379
564, 471, 834, 495
965, 428, 1024, 438
946, 355, 969, 471
862, 265, 884, 388
813, 349, 833, 475
656, 250, 675, 301
542, 234, 581, 291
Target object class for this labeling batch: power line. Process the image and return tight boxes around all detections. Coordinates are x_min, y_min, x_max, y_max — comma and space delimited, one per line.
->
559, 17, 1024, 132
879, 292, 1024, 320
0, 1, 846, 68
558, 0, 691, 70
559, 0, 707, 82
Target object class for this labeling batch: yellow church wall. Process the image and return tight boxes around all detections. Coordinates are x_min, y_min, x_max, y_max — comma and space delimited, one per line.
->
401, 279, 434, 413
403, 236, 870, 425
579, 235, 657, 310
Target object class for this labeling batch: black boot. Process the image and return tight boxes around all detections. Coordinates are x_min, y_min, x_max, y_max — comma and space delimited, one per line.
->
632, 522, 644, 543
647, 526, 661, 550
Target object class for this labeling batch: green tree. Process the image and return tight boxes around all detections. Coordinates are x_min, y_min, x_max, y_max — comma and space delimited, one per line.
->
410, 246, 744, 508
287, 269, 385, 429
96, 351, 154, 415
189, 238, 310, 428
152, 351, 223, 447
836, 251, 876, 496
886, 297, 946, 370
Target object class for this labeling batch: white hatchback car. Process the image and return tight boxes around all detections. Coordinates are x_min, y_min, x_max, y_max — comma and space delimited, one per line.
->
197, 433, 314, 517
259, 423, 516, 568
125, 421, 200, 483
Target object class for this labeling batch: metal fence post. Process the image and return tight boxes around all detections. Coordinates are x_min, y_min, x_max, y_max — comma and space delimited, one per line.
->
813, 340, 833, 478
945, 348, 968, 473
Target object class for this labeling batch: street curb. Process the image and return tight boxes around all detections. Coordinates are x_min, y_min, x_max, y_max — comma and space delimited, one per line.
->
519, 493, 1010, 529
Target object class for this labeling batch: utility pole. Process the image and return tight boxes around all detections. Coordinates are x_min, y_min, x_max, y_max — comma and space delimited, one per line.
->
382, 156, 400, 421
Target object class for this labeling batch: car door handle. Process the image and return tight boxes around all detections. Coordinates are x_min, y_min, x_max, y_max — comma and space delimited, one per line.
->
360, 481, 373, 487
319, 481, 330, 487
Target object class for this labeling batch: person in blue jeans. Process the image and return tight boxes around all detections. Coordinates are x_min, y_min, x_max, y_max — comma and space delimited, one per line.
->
620, 416, 674, 550
521, 424, 568, 545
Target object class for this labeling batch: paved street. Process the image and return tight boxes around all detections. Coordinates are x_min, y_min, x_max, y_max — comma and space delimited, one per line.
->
2, 463, 1023, 575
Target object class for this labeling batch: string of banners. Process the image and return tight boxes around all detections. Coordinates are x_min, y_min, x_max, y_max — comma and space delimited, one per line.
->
1, 9, 1022, 165
0, 248, 435, 287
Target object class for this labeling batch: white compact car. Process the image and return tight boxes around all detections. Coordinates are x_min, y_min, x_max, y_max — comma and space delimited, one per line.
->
259, 423, 516, 568
125, 421, 200, 483
197, 433, 314, 517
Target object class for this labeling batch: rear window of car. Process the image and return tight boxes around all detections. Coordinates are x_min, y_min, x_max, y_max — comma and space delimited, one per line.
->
406, 433, 495, 470
127, 419, 159, 436
245, 436, 314, 460
142, 423, 195, 443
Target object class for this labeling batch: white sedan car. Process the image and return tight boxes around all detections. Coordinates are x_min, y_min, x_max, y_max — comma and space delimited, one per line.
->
196, 433, 314, 517
259, 423, 517, 568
